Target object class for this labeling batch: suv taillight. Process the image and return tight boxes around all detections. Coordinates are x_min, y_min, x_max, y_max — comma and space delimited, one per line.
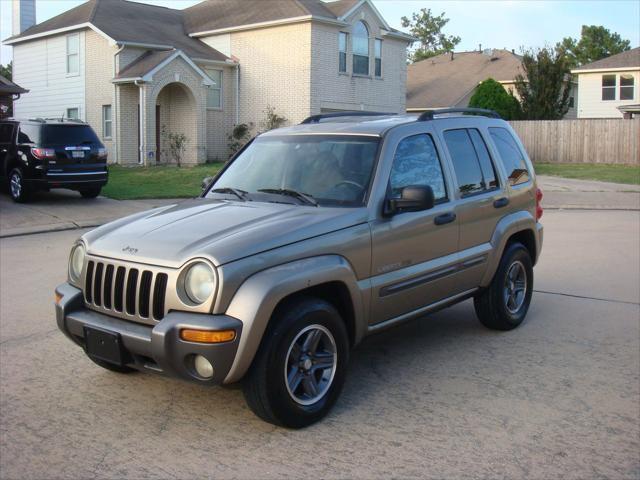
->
31, 147, 56, 160
98, 147, 108, 159
535, 187, 543, 221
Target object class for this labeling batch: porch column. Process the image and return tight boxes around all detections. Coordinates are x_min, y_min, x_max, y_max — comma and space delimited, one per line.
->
139, 82, 159, 166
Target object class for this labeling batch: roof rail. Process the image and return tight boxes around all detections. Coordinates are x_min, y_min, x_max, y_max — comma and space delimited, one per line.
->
417, 108, 501, 121
42, 117, 86, 124
300, 111, 396, 124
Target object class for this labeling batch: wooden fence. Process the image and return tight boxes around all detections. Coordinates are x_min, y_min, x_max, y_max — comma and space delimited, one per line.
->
508, 119, 640, 165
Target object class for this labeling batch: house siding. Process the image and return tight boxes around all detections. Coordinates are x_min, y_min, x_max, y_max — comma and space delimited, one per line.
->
13, 31, 86, 120
576, 70, 640, 118
310, 4, 407, 114
85, 30, 116, 161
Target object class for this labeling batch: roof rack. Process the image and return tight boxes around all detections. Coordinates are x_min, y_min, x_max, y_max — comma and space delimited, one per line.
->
417, 108, 501, 121
42, 117, 86, 123
300, 111, 396, 124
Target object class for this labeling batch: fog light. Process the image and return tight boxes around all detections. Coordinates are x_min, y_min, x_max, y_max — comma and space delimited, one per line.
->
194, 355, 214, 379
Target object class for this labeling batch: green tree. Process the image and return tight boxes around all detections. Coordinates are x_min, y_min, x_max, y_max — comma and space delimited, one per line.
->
0, 61, 12, 80
401, 8, 461, 63
468, 78, 521, 120
556, 25, 631, 68
514, 48, 571, 120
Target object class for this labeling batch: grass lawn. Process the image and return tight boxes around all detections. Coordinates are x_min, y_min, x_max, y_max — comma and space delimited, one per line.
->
102, 164, 224, 200
534, 163, 640, 185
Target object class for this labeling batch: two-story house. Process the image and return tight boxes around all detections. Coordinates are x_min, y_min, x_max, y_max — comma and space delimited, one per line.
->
571, 47, 640, 118
3, 0, 414, 164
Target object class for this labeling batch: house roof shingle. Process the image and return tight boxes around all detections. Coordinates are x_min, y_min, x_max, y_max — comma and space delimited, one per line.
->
406, 49, 524, 110
0, 75, 28, 95
114, 50, 176, 79
4, 0, 229, 62
182, 0, 353, 35
572, 47, 640, 72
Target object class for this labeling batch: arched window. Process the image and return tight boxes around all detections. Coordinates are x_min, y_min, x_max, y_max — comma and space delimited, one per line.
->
352, 21, 369, 75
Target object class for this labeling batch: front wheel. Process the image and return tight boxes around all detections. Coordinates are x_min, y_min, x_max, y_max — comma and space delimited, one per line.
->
474, 242, 533, 331
242, 297, 349, 428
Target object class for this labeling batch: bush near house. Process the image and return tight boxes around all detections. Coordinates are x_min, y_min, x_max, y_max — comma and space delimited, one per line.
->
469, 78, 521, 120
102, 164, 224, 200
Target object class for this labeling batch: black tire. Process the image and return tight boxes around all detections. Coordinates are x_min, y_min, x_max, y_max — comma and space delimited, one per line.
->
79, 186, 101, 198
474, 242, 533, 331
8, 167, 30, 203
87, 355, 137, 374
242, 297, 349, 428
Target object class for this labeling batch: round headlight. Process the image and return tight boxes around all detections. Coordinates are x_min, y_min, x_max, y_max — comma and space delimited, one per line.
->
69, 244, 86, 283
184, 262, 215, 304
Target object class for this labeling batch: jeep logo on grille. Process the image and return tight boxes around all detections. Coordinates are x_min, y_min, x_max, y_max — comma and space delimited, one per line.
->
122, 246, 138, 254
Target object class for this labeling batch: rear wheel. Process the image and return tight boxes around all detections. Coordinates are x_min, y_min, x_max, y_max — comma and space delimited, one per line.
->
242, 297, 349, 428
79, 186, 101, 198
8, 168, 30, 203
474, 242, 533, 330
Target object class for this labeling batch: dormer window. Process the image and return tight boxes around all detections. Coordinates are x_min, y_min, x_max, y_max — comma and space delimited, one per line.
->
352, 21, 369, 75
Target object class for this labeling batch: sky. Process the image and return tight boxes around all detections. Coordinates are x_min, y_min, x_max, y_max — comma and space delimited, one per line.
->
1, 0, 639, 65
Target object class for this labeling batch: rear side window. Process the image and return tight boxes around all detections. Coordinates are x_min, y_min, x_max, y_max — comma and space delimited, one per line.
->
489, 127, 530, 186
468, 129, 498, 189
0, 124, 14, 143
389, 134, 447, 201
41, 125, 100, 145
444, 129, 496, 196
17, 124, 40, 144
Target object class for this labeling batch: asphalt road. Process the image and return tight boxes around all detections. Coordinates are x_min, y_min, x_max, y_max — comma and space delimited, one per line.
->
0, 210, 638, 479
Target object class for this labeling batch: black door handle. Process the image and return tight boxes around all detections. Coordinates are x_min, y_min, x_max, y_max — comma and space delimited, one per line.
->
493, 197, 509, 208
434, 212, 456, 225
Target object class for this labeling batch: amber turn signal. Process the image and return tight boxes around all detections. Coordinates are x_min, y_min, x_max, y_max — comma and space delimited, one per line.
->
54, 292, 63, 305
180, 329, 236, 344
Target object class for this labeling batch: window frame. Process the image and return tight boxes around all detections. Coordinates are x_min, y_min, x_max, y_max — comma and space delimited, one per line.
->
352, 21, 370, 76
443, 128, 496, 198
338, 32, 348, 73
602, 74, 617, 101
374, 39, 382, 77
66, 33, 80, 76
620, 74, 635, 101
388, 132, 449, 204
66, 107, 80, 120
488, 126, 532, 188
102, 105, 112, 139
206, 68, 223, 110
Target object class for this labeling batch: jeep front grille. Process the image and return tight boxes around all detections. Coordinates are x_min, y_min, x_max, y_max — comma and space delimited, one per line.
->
84, 259, 168, 323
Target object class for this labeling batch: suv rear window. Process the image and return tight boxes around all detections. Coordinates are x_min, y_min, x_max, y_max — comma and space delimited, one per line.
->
41, 125, 100, 145
444, 129, 498, 196
489, 127, 531, 186
17, 124, 40, 144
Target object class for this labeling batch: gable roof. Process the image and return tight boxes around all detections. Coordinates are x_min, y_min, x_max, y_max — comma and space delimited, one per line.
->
183, 0, 356, 35
407, 49, 524, 110
572, 47, 640, 72
3, 0, 229, 62
113, 49, 215, 84
0, 75, 28, 95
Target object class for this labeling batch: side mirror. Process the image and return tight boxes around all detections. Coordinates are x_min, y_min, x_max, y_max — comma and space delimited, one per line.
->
201, 176, 214, 193
384, 185, 435, 216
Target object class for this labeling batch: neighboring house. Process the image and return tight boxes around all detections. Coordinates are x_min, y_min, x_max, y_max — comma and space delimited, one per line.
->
571, 47, 640, 118
406, 48, 578, 119
3, 0, 413, 165
0, 75, 28, 119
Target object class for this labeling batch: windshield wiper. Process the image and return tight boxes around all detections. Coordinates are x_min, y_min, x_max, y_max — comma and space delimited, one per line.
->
210, 187, 249, 201
258, 188, 318, 206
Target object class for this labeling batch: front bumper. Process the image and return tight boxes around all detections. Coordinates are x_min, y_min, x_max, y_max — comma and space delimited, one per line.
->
55, 283, 242, 385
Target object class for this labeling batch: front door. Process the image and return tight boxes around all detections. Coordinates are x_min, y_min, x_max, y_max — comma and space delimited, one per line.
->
369, 131, 460, 326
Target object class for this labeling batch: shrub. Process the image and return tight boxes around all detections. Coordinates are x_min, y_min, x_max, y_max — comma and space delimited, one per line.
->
263, 105, 287, 131
469, 78, 522, 120
227, 122, 254, 158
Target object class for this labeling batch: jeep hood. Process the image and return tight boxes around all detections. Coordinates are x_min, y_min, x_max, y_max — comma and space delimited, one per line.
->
82, 198, 368, 268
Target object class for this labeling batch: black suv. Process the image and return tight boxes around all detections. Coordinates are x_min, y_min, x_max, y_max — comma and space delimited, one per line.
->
0, 118, 108, 202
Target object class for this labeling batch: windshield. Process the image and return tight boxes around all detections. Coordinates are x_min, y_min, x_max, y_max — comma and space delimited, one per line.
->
208, 135, 379, 207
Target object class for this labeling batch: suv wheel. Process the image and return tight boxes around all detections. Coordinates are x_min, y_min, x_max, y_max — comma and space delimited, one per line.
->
242, 297, 349, 428
8, 168, 30, 203
79, 187, 101, 199
474, 242, 533, 331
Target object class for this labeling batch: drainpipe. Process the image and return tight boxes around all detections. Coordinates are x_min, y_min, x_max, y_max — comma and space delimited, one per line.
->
135, 80, 145, 165
234, 64, 240, 125
113, 43, 125, 164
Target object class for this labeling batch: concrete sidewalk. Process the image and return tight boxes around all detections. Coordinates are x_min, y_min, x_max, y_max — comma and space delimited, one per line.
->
0, 175, 638, 238
0, 189, 179, 238
539, 175, 640, 211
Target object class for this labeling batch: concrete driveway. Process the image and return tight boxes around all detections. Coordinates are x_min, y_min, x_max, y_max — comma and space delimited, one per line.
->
0, 209, 638, 479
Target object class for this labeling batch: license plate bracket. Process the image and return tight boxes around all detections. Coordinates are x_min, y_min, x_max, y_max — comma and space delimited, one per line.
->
83, 326, 129, 366
71, 151, 85, 158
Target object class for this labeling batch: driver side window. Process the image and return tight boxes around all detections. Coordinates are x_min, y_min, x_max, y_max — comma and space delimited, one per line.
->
389, 134, 447, 201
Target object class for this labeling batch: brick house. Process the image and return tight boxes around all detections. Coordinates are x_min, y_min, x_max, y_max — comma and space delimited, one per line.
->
3, 0, 414, 165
